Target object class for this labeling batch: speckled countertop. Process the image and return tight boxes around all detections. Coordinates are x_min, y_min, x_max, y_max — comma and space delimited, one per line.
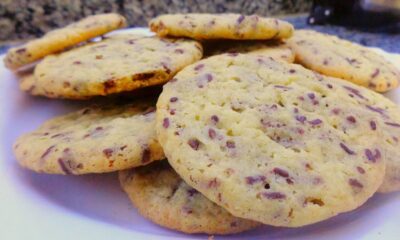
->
1, 15, 399, 54
0, 0, 312, 41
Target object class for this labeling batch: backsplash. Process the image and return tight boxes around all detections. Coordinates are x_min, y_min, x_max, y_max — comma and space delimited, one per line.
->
0, 0, 312, 41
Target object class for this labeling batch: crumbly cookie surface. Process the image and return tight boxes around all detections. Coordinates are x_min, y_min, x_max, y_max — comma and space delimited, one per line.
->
119, 161, 260, 234
203, 40, 295, 62
14, 101, 164, 174
150, 14, 294, 40
4, 13, 127, 70
31, 34, 202, 99
156, 54, 387, 227
287, 30, 400, 92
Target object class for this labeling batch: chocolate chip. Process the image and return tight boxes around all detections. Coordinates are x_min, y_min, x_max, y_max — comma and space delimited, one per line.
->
365, 149, 381, 163
208, 128, 216, 139
237, 15, 245, 24
343, 86, 366, 100
345, 58, 359, 66
103, 148, 113, 158
357, 166, 365, 174
274, 85, 291, 90
103, 79, 116, 91
58, 158, 72, 175
63, 82, 71, 88
273, 168, 289, 178
141, 148, 151, 163
211, 115, 219, 124
346, 116, 357, 124
208, 178, 220, 188
187, 188, 198, 197
371, 69, 380, 78
194, 64, 204, 71
226, 140, 236, 149
307, 93, 315, 100
188, 139, 200, 150
162, 63, 171, 74
40, 145, 55, 160
135, 72, 155, 80
349, 178, 363, 188
340, 143, 355, 155
16, 48, 27, 54
163, 118, 170, 128
366, 105, 387, 117
384, 122, 400, 128
205, 73, 213, 82
245, 175, 266, 185
296, 115, 307, 123
262, 192, 286, 200
309, 119, 322, 126
120, 145, 127, 151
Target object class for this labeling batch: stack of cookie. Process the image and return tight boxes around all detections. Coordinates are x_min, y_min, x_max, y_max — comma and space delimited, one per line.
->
6, 12, 400, 235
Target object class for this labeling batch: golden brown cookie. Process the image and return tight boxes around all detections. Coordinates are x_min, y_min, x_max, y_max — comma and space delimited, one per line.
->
30, 34, 202, 99
119, 161, 260, 234
150, 14, 294, 40
287, 30, 400, 92
4, 13, 127, 70
156, 54, 386, 227
203, 40, 295, 62
13, 101, 164, 174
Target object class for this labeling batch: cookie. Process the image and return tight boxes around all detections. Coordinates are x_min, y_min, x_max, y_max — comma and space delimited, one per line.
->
119, 161, 260, 234
31, 34, 202, 99
287, 30, 400, 92
149, 14, 294, 40
349, 92, 400, 193
156, 54, 387, 227
19, 73, 41, 96
13, 101, 164, 174
4, 13, 127, 70
203, 40, 295, 62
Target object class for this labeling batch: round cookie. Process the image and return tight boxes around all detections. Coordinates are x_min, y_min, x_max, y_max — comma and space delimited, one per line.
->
203, 40, 295, 62
347, 91, 400, 193
156, 54, 387, 227
149, 14, 294, 40
4, 13, 127, 70
19, 73, 50, 97
119, 161, 260, 234
13, 101, 164, 174
286, 30, 400, 93
19, 73, 39, 95
31, 34, 203, 99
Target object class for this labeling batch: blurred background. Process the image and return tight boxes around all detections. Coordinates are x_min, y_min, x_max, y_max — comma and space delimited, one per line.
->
0, 0, 399, 52
0, 0, 312, 42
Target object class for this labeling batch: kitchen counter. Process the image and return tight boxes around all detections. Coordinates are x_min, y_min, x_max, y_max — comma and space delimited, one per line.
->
0, 0, 312, 41
1, 15, 399, 54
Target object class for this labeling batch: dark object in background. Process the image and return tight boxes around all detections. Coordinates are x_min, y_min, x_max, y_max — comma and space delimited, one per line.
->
308, 0, 399, 32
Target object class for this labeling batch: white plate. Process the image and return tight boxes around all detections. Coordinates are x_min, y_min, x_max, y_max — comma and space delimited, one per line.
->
1, 28, 400, 240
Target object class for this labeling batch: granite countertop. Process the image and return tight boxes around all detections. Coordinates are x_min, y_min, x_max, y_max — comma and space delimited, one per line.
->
0, 0, 311, 41
1, 15, 399, 54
